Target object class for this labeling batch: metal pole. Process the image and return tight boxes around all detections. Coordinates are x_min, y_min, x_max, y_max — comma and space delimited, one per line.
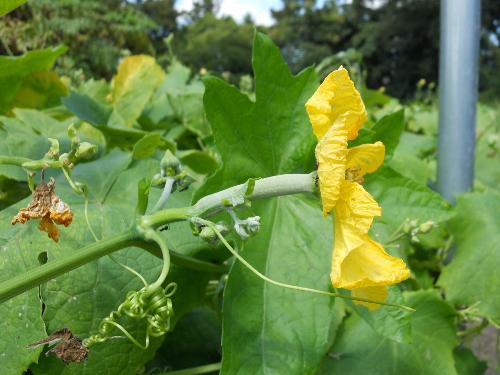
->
437, 0, 481, 204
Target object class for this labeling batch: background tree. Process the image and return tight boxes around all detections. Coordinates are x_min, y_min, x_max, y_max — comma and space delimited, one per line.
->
0, 0, 157, 79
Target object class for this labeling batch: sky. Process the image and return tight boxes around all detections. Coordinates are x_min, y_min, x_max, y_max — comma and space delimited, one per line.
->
176, 0, 325, 26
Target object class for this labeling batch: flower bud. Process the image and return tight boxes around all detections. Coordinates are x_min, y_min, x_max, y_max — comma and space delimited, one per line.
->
418, 221, 435, 234
160, 150, 181, 176
75, 142, 98, 160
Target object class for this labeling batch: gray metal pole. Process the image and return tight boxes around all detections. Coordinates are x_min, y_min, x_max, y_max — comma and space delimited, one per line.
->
437, 0, 481, 203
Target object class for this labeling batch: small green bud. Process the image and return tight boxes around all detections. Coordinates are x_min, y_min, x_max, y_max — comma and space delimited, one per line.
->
200, 226, 217, 242
75, 142, 97, 160
160, 150, 181, 176
199, 223, 229, 244
418, 221, 435, 234
403, 219, 418, 233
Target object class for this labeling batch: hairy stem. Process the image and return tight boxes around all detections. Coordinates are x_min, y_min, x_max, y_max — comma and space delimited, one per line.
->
142, 173, 316, 228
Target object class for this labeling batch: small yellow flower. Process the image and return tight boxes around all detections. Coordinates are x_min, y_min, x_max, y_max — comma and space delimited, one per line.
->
306, 66, 410, 309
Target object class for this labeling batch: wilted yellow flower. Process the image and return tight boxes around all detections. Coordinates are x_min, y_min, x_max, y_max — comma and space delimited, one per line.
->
306, 66, 410, 309
12, 178, 73, 243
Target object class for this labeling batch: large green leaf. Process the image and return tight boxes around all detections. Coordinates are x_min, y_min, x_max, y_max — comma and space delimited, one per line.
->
0, 46, 67, 113
365, 166, 454, 230
0, 0, 26, 16
320, 290, 458, 375
0, 149, 210, 374
197, 32, 340, 374
474, 103, 500, 190
351, 109, 405, 158
453, 347, 487, 375
438, 191, 500, 324
0, 207, 46, 375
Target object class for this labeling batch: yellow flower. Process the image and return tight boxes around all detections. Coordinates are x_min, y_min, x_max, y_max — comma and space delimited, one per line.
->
306, 67, 410, 310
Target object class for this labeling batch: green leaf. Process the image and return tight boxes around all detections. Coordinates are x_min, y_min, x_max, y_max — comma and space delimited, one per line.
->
10, 71, 68, 110
62, 91, 112, 126
0, 46, 67, 113
453, 347, 487, 375
16, 150, 210, 374
0, 213, 46, 375
132, 133, 162, 160
320, 290, 458, 375
109, 55, 165, 128
340, 286, 412, 343
195, 33, 317, 200
222, 196, 338, 375
474, 103, 500, 190
365, 166, 454, 230
0, 0, 26, 16
351, 109, 405, 158
438, 191, 500, 324
178, 150, 219, 175
196, 32, 339, 374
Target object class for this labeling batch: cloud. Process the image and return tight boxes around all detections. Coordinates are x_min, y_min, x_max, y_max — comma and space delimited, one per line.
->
175, 0, 281, 26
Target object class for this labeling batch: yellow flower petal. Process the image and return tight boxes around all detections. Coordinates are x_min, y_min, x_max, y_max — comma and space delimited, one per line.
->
306, 66, 367, 141
315, 122, 348, 215
336, 180, 381, 233
331, 217, 410, 290
351, 286, 388, 310
346, 141, 385, 177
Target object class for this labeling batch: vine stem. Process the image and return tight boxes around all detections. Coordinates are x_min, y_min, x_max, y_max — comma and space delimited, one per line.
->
144, 229, 171, 290
0, 173, 316, 304
0, 231, 136, 304
197, 218, 415, 312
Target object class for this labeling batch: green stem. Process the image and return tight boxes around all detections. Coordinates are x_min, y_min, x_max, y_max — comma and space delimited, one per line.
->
0, 231, 136, 304
0, 156, 31, 166
142, 173, 315, 228
144, 229, 171, 290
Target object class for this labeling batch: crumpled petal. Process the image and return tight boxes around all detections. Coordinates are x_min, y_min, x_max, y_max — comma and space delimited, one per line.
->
346, 141, 385, 177
11, 178, 72, 243
336, 180, 381, 233
315, 121, 348, 215
306, 66, 367, 141
351, 286, 388, 310
331, 217, 410, 290
38, 216, 60, 242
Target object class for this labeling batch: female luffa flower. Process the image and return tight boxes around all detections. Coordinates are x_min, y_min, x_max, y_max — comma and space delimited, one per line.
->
306, 67, 410, 309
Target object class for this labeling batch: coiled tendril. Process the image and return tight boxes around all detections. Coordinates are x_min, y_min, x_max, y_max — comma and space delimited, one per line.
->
83, 282, 177, 349
84, 228, 176, 350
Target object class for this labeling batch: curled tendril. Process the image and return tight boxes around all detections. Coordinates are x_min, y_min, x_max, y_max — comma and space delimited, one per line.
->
83, 282, 177, 350
84, 229, 176, 350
